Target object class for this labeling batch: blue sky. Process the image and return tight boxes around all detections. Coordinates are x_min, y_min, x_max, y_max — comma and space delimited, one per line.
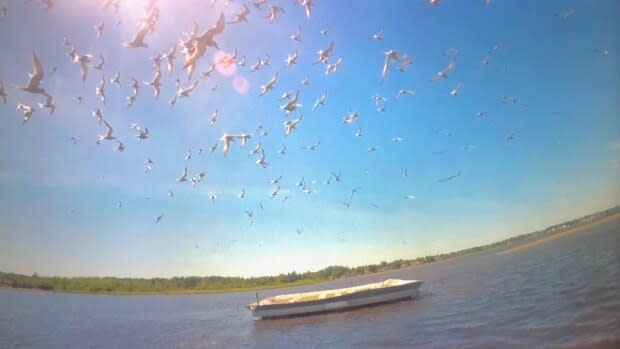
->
0, 0, 618, 278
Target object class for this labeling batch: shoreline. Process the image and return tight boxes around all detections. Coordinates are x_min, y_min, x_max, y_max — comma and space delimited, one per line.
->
497, 212, 620, 256
2, 208, 619, 296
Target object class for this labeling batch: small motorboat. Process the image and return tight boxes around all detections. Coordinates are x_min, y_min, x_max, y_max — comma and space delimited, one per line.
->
248, 278, 423, 319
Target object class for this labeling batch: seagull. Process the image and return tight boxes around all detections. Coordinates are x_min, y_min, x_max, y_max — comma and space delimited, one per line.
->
355, 128, 363, 137
320, 28, 329, 36
164, 44, 177, 73
372, 93, 387, 105
404, 194, 416, 200
237, 56, 246, 66
396, 89, 415, 99
17, 104, 35, 125
280, 90, 301, 114
177, 80, 199, 97
94, 21, 104, 39
155, 214, 164, 224
316, 42, 335, 64
129, 78, 140, 96
270, 176, 283, 185
265, 5, 285, 22
270, 185, 280, 199
291, 27, 302, 41
299, 0, 313, 18
110, 72, 121, 87
177, 167, 188, 182
285, 49, 299, 66
249, 142, 262, 156
300, 76, 310, 86
37, 94, 55, 115
209, 109, 218, 126
296, 177, 305, 187
228, 4, 250, 24
450, 82, 462, 97
140, 71, 161, 99
131, 123, 149, 142
399, 55, 414, 72
260, 128, 272, 138
185, 149, 192, 160
283, 115, 303, 137
92, 108, 104, 125
18, 52, 46, 95
256, 149, 268, 168
207, 142, 217, 153
371, 29, 384, 41
76, 53, 94, 82
278, 145, 287, 155
313, 90, 328, 110
191, 172, 205, 188
259, 72, 278, 96
220, 133, 236, 156
97, 119, 115, 143
168, 190, 174, 198
239, 188, 246, 199
381, 50, 400, 84
325, 58, 342, 75
93, 54, 105, 71
237, 133, 252, 146
431, 61, 457, 82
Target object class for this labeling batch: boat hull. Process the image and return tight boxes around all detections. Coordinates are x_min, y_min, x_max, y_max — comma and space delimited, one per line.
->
250, 279, 422, 319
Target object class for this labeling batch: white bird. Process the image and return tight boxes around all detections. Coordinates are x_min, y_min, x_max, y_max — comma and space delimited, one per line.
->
96, 75, 106, 104
76, 53, 93, 83
168, 97, 177, 108
155, 214, 164, 224
316, 42, 335, 64
270, 185, 280, 199
367, 146, 379, 152
0, 81, 6, 104
404, 194, 416, 200
209, 142, 218, 153
300, 76, 310, 86
200, 64, 215, 79
220, 133, 236, 156
74, 96, 83, 104
138, 72, 159, 99
249, 142, 262, 156
168, 190, 175, 198
164, 44, 177, 73
92, 108, 104, 125
185, 149, 192, 160
291, 27, 302, 41
280, 90, 301, 114
18, 52, 46, 95
270, 176, 283, 185
355, 128, 363, 137
110, 72, 121, 87
313, 90, 328, 109
123, 21, 151, 48
260, 72, 278, 96
37, 94, 55, 115
431, 61, 457, 82
94, 21, 104, 39
93, 54, 105, 71
278, 145, 287, 155
17, 104, 35, 125
177, 80, 199, 97
392, 137, 404, 142
381, 50, 400, 84
239, 188, 245, 199
306, 141, 320, 151
209, 109, 218, 126
474, 111, 487, 119
116, 140, 125, 152
182, 13, 226, 78
325, 58, 342, 75
320, 28, 329, 36
228, 4, 250, 24
256, 149, 268, 168
177, 167, 188, 182
343, 111, 359, 124
399, 55, 414, 72
285, 49, 299, 66
97, 119, 115, 143
284, 115, 303, 136
396, 89, 415, 99
371, 29, 384, 41
450, 82, 462, 97
299, 0, 313, 18
237, 133, 252, 146
130, 78, 140, 96
266, 5, 285, 22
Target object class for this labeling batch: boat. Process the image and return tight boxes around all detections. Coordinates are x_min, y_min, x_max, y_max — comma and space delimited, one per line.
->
247, 278, 423, 319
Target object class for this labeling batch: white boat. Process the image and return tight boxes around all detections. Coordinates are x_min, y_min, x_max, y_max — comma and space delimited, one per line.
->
247, 278, 423, 319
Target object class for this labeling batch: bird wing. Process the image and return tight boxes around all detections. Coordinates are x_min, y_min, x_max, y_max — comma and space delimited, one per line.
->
205, 12, 226, 38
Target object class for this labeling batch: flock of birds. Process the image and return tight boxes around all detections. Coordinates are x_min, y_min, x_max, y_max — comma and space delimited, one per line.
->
0, 0, 611, 248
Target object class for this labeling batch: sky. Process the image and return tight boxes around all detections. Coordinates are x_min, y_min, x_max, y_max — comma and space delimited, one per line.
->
0, 0, 618, 278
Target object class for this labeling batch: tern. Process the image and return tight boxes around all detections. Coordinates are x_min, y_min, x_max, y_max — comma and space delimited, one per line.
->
260, 72, 278, 96
220, 133, 236, 156
325, 58, 342, 75
116, 140, 125, 152
313, 90, 328, 109
177, 80, 199, 97
0, 81, 6, 103
256, 149, 268, 168
209, 109, 218, 126
404, 194, 416, 200
74, 53, 93, 83
96, 76, 106, 103
17, 104, 35, 125
316, 42, 334, 64
320, 28, 329, 36
249, 142, 262, 156
37, 94, 55, 115
396, 89, 415, 99
177, 167, 188, 182
284, 115, 303, 136
285, 50, 299, 66
92, 108, 104, 125
300, 76, 310, 86
239, 188, 246, 199
355, 128, 363, 137
110, 72, 121, 87
506, 133, 516, 143
186, 149, 192, 160
280, 90, 301, 114
392, 137, 403, 142
266, 5, 285, 22
74, 96, 83, 104
18, 52, 47, 95
431, 61, 456, 82
306, 141, 320, 151
450, 82, 462, 97
237, 133, 252, 146
228, 4, 250, 24
299, 0, 313, 18
278, 145, 286, 155
200, 64, 215, 79
399, 55, 414, 72
93, 54, 105, 71
208, 142, 218, 153
94, 21, 104, 39
123, 21, 151, 48
371, 29, 384, 41
183, 13, 225, 76
143, 71, 161, 99
381, 50, 400, 84
165, 44, 177, 73
155, 214, 163, 224
168, 97, 177, 108
130, 78, 140, 95
97, 119, 116, 143
270, 176, 282, 184
270, 185, 280, 199
291, 27, 302, 41
343, 111, 359, 124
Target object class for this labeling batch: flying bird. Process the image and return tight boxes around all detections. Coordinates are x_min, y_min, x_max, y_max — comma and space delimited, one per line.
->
17, 103, 35, 125
431, 61, 457, 82
18, 52, 46, 95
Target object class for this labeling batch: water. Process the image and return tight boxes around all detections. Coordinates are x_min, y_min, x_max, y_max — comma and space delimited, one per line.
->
1, 220, 618, 349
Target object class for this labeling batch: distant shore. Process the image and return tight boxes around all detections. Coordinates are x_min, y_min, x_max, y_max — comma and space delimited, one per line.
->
1, 206, 619, 295
497, 212, 620, 256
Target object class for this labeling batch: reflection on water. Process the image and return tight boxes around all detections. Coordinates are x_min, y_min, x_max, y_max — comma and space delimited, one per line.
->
1, 220, 618, 348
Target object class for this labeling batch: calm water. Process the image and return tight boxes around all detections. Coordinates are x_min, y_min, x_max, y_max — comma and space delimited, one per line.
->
1, 220, 618, 349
